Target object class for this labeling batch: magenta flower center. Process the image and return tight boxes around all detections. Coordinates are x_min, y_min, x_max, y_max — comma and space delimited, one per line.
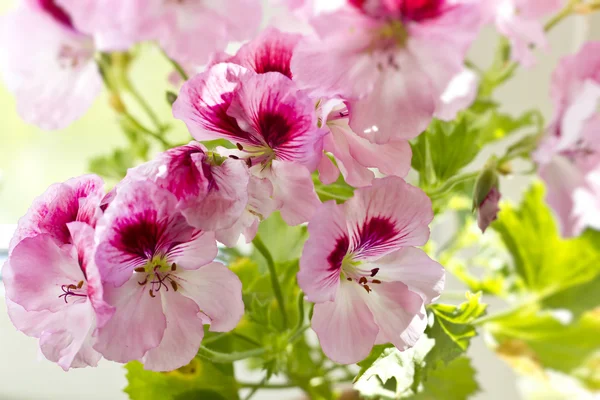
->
350, 0, 447, 22
37, 0, 74, 29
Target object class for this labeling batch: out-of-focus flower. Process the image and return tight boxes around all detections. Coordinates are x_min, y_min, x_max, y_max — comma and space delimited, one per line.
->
297, 177, 445, 364
486, 0, 564, 67
473, 160, 501, 233
125, 142, 250, 232
9, 175, 104, 253
4, 222, 113, 371
57, 0, 261, 65
517, 370, 599, 400
0, 0, 102, 130
173, 62, 325, 225
94, 181, 243, 371
535, 41, 600, 237
291, 0, 483, 143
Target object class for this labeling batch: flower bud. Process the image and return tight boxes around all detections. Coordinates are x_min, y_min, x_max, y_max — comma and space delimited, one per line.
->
473, 158, 501, 233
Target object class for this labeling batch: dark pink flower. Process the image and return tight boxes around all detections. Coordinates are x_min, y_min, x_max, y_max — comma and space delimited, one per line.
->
298, 177, 444, 364
4, 222, 113, 370
94, 181, 243, 371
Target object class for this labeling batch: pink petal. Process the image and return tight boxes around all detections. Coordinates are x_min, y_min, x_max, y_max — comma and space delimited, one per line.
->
298, 201, 347, 303
311, 281, 378, 364
0, 2, 101, 130
262, 160, 321, 226
317, 152, 340, 185
364, 248, 445, 303
230, 27, 301, 79
181, 157, 250, 232
175, 262, 244, 332
227, 72, 326, 170
325, 125, 374, 187
435, 68, 479, 121
166, 231, 218, 271
4, 234, 84, 313
95, 181, 193, 287
348, 54, 436, 143
363, 281, 427, 351
140, 290, 206, 372
95, 278, 167, 363
477, 187, 501, 233
344, 177, 433, 260
10, 174, 104, 252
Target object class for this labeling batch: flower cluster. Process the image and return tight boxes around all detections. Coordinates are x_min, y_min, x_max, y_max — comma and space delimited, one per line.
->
3, 0, 598, 380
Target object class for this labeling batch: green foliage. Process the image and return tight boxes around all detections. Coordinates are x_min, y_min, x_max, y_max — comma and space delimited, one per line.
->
89, 148, 136, 181
425, 292, 488, 365
412, 357, 480, 400
313, 172, 355, 204
256, 212, 308, 263
492, 184, 600, 314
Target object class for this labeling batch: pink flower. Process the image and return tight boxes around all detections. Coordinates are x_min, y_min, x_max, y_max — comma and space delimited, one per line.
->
94, 181, 243, 371
297, 177, 445, 364
535, 41, 600, 237
10, 175, 104, 253
125, 142, 250, 232
0, 0, 101, 130
4, 222, 113, 370
487, 0, 563, 67
476, 187, 501, 233
57, 0, 261, 65
318, 101, 412, 187
291, 0, 482, 143
173, 62, 325, 225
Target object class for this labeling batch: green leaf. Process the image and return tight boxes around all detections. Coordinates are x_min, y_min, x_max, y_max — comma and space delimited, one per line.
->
124, 358, 238, 400
492, 184, 600, 312
354, 336, 435, 399
256, 212, 307, 263
89, 148, 136, 181
487, 307, 600, 374
425, 292, 487, 365
412, 357, 480, 400
313, 171, 355, 204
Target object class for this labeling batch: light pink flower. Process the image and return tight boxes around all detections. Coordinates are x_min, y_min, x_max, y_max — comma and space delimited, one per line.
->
318, 101, 412, 187
487, 0, 563, 67
0, 0, 101, 130
291, 0, 482, 143
297, 177, 445, 364
94, 181, 243, 371
535, 41, 600, 237
173, 63, 325, 225
125, 142, 250, 232
476, 187, 501, 233
10, 175, 104, 253
57, 0, 261, 65
4, 222, 113, 370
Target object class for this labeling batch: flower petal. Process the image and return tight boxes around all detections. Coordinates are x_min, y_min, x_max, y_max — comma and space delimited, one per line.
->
167, 231, 218, 271
311, 281, 378, 364
345, 177, 433, 260
140, 290, 206, 372
298, 201, 347, 303
317, 151, 340, 185
95, 278, 167, 363
175, 262, 244, 332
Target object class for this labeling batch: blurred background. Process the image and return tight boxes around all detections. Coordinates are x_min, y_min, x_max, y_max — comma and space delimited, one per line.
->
0, 0, 599, 398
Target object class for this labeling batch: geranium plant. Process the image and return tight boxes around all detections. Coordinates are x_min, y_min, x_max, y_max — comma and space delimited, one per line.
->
1, 0, 600, 399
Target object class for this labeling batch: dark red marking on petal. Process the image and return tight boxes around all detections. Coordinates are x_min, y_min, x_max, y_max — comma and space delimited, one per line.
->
37, 0, 74, 29
351, 216, 400, 259
327, 235, 350, 271
401, 0, 448, 21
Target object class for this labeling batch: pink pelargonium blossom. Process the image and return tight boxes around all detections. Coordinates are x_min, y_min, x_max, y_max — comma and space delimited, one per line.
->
291, 0, 482, 143
317, 100, 412, 187
297, 177, 445, 364
10, 174, 104, 253
486, 0, 563, 67
4, 222, 113, 370
535, 41, 600, 237
125, 142, 250, 232
94, 181, 243, 371
173, 63, 325, 225
0, 0, 102, 130
57, 0, 261, 65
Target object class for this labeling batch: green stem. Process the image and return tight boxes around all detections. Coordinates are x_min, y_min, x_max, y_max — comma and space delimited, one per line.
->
252, 235, 288, 330
197, 345, 266, 363
232, 332, 262, 347
315, 188, 350, 202
427, 172, 479, 199
289, 325, 310, 344
122, 113, 171, 149
160, 48, 189, 81
239, 381, 295, 389
126, 83, 164, 132
294, 291, 305, 332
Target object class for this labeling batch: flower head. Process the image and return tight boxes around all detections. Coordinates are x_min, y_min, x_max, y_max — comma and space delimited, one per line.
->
94, 181, 243, 371
298, 177, 444, 364
4, 222, 113, 370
